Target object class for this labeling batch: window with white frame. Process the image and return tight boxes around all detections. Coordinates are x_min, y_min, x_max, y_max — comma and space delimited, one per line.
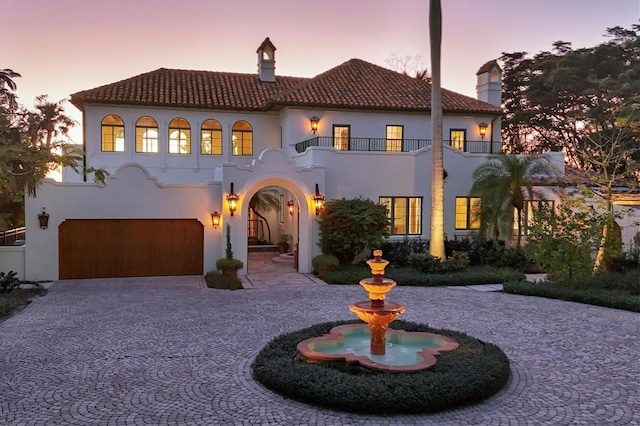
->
379, 197, 422, 235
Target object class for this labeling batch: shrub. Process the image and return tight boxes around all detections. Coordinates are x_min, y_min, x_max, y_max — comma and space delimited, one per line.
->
503, 279, 640, 313
318, 198, 389, 264
323, 265, 525, 286
0, 271, 20, 293
408, 252, 442, 273
215, 258, 244, 271
204, 271, 243, 290
380, 238, 429, 267
311, 254, 339, 276
252, 320, 511, 414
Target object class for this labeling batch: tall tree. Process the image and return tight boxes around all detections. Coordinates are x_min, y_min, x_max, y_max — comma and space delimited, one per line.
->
0, 71, 107, 229
500, 25, 640, 165
0, 68, 21, 112
470, 154, 554, 248
385, 53, 431, 82
429, 0, 445, 259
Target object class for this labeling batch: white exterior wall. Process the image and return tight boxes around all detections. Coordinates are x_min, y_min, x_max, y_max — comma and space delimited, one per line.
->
24, 164, 221, 281
81, 105, 283, 184
0, 246, 25, 280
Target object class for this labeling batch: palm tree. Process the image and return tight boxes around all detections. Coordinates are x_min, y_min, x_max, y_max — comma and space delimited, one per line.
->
429, 0, 445, 259
248, 187, 281, 244
0, 68, 21, 111
470, 153, 554, 247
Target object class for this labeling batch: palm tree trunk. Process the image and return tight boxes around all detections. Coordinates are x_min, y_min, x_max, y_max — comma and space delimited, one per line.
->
516, 207, 522, 248
429, 0, 445, 259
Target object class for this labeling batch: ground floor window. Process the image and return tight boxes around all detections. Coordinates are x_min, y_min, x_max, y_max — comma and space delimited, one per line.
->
518, 200, 555, 234
379, 197, 422, 235
455, 197, 481, 230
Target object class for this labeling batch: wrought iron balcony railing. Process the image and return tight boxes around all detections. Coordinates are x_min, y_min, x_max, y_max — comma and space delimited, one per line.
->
294, 137, 501, 154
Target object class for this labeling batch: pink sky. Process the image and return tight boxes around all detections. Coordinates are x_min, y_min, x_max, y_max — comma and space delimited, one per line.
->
1, 0, 639, 143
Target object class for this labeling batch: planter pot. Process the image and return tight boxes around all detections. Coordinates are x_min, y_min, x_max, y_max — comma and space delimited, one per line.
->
222, 269, 238, 278
278, 243, 290, 254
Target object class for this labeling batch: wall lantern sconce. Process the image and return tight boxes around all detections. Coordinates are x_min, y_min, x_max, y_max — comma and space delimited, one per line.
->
38, 207, 50, 230
226, 182, 240, 216
211, 211, 221, 229
478, 122, 488, 139
310, 116, 320, 134
287, 199, 295, 216
312, 183, 325, 215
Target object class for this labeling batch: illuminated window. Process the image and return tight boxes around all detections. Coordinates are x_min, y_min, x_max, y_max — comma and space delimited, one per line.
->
169, 118, 190, 154
455, 197, 481, 229
333, 125, 350, 151
201, 119, 222, 155
101, 115, 125, 152
135, 116, 158, 153
450, 129, 466, 151
232, 121, 253, 156
379, 197, 422, 235
386, 125, 403, 151
518, 200, 555, 234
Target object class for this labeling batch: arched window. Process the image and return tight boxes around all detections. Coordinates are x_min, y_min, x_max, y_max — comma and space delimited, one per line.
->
135, 116, 158, 153
232, 121, 253, 156
169, 118, 191, 154
101, 115, 125, 152
201, 119, 222, 155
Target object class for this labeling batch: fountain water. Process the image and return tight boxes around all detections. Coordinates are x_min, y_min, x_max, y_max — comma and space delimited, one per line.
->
297, 250, 458, 372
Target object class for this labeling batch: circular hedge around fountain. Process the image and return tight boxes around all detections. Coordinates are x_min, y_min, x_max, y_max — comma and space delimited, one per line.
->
252, 320, 510, 414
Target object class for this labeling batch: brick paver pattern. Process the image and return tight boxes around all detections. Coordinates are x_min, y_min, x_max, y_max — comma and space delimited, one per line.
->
1, 275, 638, 425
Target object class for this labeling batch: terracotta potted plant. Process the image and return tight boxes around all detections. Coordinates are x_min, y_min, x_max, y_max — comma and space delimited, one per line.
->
278, 234, 291, 254
216, 224, 244, 278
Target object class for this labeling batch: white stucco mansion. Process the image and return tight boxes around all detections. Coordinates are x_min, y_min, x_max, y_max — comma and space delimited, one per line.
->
17, 38, 574, 281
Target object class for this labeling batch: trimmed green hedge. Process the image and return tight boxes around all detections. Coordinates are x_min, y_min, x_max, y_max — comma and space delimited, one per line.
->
503, 281, 640, 312
323, 265, 525, 286
252, 320, 511, 414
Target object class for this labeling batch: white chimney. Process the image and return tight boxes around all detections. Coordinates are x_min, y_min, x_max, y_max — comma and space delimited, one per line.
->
476, 60, 502, 106
257, 37, 276, 83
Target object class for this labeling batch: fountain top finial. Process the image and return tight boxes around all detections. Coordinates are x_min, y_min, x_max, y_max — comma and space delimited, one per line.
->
367, 250, 389, 280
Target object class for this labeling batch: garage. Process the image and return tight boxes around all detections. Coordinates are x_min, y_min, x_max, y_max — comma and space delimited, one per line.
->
59, 219, 204, 279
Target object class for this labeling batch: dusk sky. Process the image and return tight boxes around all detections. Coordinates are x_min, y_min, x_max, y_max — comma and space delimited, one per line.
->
1, 0, 639, 143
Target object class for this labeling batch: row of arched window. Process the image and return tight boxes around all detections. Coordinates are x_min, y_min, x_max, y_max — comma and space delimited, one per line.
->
101, 115, 253, 156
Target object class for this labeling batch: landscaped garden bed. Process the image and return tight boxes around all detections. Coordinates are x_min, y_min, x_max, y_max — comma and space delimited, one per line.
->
252, 319, 511, 414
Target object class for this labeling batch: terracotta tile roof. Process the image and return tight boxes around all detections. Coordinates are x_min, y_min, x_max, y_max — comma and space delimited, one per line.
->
70, 68, 308, 111
70, 59, 502, 115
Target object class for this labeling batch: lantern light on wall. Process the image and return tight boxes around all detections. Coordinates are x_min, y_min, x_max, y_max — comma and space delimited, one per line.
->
287, 199, 295, 216
478, 122, 488, 139
211, 211, 221, 229
310, 116, 320, 134
226, 182, 240, 216
312, 183, 325, 215
38, 207, 50, 230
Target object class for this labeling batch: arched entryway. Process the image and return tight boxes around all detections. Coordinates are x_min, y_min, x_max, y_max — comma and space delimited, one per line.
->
246, 184, 299, 274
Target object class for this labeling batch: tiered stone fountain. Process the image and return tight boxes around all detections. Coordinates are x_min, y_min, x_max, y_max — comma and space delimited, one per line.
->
297, 250, 458, 372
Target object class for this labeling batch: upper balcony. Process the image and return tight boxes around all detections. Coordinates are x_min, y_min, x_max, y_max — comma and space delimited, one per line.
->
294, 137, 502, 154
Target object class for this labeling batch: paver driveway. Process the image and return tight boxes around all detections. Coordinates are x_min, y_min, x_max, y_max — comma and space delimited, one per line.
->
1, 276, 639, 425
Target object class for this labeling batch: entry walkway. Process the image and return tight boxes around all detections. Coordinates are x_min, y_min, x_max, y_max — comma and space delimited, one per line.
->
243, 251, 325, 288
1, 276, 637, 425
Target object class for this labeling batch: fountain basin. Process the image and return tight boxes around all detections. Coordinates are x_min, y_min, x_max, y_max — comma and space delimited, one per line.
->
297, 323, 459, 373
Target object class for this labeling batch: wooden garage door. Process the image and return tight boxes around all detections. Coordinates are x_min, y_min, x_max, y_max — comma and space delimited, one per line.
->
59, 219, 203, 279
